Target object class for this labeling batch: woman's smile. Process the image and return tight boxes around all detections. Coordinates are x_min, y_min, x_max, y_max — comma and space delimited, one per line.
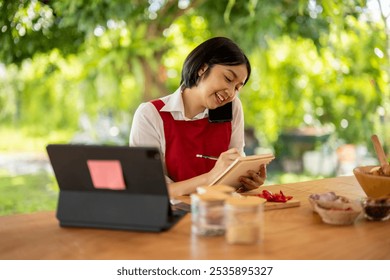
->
215, 92, 227, 104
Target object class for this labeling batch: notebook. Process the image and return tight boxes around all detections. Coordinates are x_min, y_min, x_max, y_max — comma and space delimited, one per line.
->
46, 144, 187, 232
209, 153, 275, 188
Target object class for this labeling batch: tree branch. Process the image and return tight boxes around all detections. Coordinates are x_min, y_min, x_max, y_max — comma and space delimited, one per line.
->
147, 0, 207, 36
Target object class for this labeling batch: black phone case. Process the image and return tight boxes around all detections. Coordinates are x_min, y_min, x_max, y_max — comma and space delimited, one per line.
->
208, 102, 232, 123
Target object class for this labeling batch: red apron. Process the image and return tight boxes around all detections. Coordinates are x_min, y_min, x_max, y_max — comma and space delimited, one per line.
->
152, 99, 231, 182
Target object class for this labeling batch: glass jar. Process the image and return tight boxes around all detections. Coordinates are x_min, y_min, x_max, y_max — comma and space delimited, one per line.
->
192, 191, 229, 236
225, 196, 266, 244
190, 193, 200, 233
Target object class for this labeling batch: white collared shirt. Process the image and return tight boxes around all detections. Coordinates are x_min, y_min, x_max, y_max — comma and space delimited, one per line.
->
129, 88, 245, 181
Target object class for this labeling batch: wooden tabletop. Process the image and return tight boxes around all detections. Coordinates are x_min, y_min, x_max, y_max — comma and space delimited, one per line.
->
1, 175, 389, 260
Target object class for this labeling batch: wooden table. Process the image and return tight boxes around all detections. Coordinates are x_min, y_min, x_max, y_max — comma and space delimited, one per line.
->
1, 176, 389, 260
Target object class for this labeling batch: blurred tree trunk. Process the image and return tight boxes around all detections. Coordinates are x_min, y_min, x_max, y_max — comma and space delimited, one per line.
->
140, 53, 168, 101
137, 0, 206, 101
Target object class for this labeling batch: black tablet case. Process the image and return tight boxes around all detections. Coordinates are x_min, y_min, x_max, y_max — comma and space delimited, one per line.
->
46, 144, 186, 232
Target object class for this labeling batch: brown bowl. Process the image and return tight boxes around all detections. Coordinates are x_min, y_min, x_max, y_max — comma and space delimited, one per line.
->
353, 166, 390, 198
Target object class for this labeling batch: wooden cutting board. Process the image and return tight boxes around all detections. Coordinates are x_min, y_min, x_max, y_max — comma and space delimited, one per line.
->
173, 198, 300, 212
263, 199, 300, 211
241, 189, 301, 211
173, 188, 301, 212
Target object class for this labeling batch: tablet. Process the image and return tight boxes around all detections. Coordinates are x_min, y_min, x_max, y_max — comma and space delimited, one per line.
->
209, 153, 275, 188
46, 144, 187, 232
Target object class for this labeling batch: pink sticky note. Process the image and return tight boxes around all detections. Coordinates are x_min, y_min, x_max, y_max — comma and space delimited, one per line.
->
87, 160, 126, 190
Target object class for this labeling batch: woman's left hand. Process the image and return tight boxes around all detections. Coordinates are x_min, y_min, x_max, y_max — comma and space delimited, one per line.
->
237, 164, 267, 192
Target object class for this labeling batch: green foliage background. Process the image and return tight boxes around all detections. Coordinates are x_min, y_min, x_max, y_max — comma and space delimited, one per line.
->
1, 0, 390, 216
0, 0, 389, 152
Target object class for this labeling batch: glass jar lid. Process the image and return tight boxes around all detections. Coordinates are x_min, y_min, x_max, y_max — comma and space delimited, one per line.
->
197, 191, 230, 202
225, 196, 266, 207
197, 184, 235, 194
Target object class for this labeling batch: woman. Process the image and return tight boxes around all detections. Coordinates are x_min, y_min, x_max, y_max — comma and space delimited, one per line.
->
129, 37, 266, 197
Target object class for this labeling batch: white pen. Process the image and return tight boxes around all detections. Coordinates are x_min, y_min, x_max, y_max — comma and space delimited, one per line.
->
196, 154, 218, 160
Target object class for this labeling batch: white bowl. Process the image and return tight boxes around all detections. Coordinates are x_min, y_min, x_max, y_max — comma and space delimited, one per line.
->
314, 202, 362, 225
308, 192, 350, 213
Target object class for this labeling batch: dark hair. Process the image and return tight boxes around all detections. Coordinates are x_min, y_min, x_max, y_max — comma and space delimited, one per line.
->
180, 37, 251, 89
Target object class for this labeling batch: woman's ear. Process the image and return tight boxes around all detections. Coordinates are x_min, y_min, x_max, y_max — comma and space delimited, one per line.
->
198, 64, 209, 76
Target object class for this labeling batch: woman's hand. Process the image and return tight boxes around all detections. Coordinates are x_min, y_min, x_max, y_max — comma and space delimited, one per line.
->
207, 148, 242, 184
168, 148, 242, 197
237, 164, 267, 192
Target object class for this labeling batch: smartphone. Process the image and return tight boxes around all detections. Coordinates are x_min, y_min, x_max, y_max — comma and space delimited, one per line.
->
208, 102, 233, 123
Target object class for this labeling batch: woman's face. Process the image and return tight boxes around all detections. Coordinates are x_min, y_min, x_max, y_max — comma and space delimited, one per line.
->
196, 64, 248, 110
